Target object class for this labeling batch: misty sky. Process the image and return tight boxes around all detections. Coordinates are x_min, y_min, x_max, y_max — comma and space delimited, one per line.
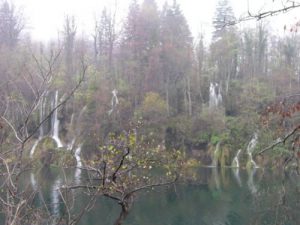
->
15, 0, 300, 42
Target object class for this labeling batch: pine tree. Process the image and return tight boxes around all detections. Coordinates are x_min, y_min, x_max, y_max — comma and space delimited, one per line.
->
212, 0, 235, 41
0, 1, 24, 47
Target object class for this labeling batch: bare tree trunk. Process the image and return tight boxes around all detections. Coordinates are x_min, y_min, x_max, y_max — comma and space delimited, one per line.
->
165, 77, 170, 116
114, 201, 130, 225
187, 75, 192, 116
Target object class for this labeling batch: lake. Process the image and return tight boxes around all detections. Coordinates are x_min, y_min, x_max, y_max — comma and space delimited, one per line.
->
1, 167, 300, 225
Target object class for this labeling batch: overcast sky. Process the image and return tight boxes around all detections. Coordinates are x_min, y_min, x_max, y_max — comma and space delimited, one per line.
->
15, 0, 300, 43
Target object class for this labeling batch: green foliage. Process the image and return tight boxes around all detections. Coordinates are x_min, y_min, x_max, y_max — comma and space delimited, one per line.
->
140, 92, 168, 118
211, 135, 221, 145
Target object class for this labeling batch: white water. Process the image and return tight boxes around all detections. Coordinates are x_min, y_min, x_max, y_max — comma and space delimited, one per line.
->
108, 89, 119, 115
247, 133, 259, 168
212, 142, 221, 167
30, 140, 40, 157
75, 146, 82, 167
74, 146, 82, 184
30, 173, 38, 191
51, 178, 61, 216
232, 168, 242, 187
67, 138, 76, 151
231, 149, 241, 168
209, 83, 222, 109
52, 91, 63, 148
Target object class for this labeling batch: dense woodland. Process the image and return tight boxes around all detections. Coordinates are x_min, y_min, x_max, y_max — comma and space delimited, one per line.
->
0, 0, 300, 223
1, 0, 300, 165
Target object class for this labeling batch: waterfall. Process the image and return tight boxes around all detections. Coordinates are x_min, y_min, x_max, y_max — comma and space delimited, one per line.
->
30, 173, 38, 191
212, 142, 221, 167
30, 140, 40, 157
74, 146, 82, 184
108, 89, 119, 115
246, 133, 258, 168
30, 91, 64, 157
51, 178, 61, 217
67, 138, 76, 151
74, 146, 82, 168
209, 83, 222, 109
52, 91, 63, 148
231, 149, 241, 168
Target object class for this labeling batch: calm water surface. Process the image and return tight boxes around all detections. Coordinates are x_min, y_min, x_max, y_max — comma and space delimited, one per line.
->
83, 168, 300, 225
2, 167, 300, 225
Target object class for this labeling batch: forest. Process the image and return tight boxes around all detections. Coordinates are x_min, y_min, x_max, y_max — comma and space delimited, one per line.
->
0, 0, 300, 224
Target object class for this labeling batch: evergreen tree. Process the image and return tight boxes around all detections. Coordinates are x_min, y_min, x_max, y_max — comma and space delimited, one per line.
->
0, 0, 24, 47
212, 0, 235, 41
160, 0, 193, 115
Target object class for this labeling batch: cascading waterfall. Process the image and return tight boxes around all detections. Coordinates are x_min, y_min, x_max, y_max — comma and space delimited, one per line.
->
209, 83, 222, 109
247, 133, 258, 168
30, 91, 64, 157
108, 89, 119, 115
231, 149, 241, 168
212, 141, 221, 167
52, 91, 63, 148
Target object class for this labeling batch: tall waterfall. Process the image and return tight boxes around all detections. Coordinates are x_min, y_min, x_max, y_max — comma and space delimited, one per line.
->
30, 91, 64, 158
247, 133, 258, 168
231, 149, 241, 168
108, 89, 119, 115
52, 91, 63, 148
209, 83, 222, 109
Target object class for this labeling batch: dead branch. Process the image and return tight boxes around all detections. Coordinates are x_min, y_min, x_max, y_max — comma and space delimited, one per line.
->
256, 125, 300, 155
226, 1, 300, 26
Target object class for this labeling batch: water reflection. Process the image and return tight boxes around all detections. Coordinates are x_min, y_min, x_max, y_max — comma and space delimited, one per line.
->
247, 168, 257, 195
6, 167, 300, 225
232, 168, 242, 187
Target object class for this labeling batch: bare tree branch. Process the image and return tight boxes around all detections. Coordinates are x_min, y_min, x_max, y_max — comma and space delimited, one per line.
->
112, 147, 130, 183
226, 1, 300, 26
256, 125, 300, 155
0, 116, 22, 143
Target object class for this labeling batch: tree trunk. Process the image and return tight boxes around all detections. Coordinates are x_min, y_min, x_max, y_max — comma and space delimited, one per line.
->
114, 202, 130, 225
